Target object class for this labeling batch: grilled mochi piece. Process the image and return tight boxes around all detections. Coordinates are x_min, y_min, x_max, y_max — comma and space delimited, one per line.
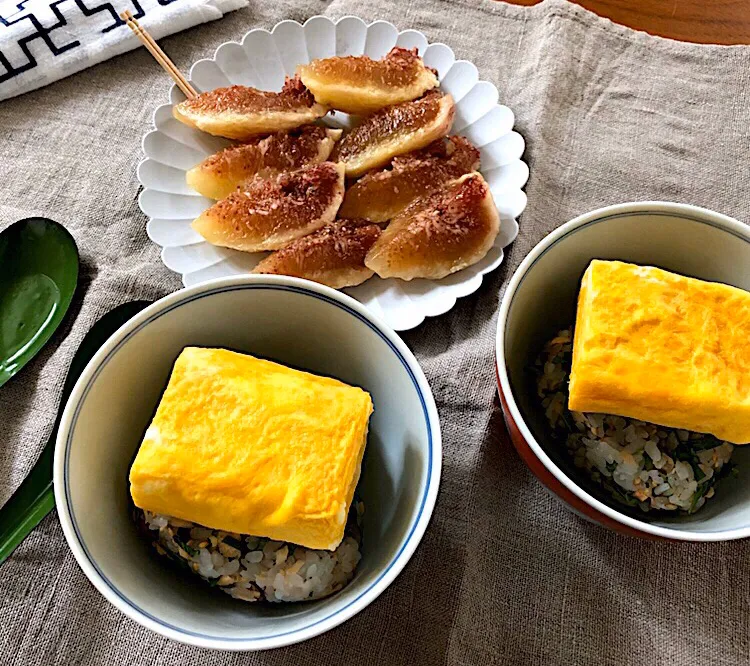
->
173, 77, 328, 140
192, 162, 345, 252
297, 47, 439, 115
332, 91, 455, 177
129, 347, 374, 551
365, 172, 500, 281
252, 219, 382, 289
339, 136, 480, 223
186, 127, 342, 200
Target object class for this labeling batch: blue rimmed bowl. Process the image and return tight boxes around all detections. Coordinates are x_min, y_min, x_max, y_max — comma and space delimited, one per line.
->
54, 275, 441, 650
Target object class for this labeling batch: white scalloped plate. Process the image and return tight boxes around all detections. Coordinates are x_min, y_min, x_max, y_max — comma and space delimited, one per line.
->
138, 16, 528, 331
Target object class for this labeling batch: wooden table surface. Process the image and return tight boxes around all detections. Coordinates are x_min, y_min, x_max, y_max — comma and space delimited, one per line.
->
502, 0, 750, 44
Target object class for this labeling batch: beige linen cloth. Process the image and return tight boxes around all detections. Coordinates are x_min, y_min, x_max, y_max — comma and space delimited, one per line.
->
2, 0, 750, 663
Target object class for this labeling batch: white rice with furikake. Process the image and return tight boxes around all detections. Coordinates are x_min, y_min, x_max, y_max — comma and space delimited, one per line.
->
535, 328, 737, 514
134, 503, 363, 603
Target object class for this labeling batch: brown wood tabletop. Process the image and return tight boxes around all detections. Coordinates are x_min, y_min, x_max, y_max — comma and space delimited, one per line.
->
501, 0, 750, 44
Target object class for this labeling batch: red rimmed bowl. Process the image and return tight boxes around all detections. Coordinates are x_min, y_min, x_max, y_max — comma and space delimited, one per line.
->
496, 201, 750, 541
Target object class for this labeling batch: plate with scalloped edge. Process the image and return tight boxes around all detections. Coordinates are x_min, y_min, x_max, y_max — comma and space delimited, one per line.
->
137, 15, 528, 331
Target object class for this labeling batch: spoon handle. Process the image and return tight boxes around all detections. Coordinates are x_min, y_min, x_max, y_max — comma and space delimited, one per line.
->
0, 446, 55, 565
0, 300, 152, 566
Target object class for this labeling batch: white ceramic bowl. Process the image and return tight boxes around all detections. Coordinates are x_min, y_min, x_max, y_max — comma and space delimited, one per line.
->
53, 276, 441, 650
496, 201, 750, 541
138, 15, 528, 331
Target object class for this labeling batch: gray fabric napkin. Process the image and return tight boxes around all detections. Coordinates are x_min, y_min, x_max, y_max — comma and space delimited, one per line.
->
2, 0, 750, 663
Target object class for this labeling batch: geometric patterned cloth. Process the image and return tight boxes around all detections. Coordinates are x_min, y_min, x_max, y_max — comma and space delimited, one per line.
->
0, 0, 246, 100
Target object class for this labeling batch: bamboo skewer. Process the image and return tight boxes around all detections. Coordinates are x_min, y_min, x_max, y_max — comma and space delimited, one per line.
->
121, 10, 198, 99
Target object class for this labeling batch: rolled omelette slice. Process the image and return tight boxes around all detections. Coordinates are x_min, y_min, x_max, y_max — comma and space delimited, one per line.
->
129, 347, 374, 551
569, 260, 750, 444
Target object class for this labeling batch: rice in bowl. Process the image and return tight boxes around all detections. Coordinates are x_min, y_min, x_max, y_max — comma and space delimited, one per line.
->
135, 503, 364, 603
535, 328, 736, 514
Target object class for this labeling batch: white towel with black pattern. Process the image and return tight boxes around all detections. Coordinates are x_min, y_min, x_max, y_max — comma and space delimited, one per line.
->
0, 0, 247, 101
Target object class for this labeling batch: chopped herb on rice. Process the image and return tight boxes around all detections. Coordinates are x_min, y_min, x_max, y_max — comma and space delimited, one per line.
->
135, 505, 363, 603
535, 327, 735, 514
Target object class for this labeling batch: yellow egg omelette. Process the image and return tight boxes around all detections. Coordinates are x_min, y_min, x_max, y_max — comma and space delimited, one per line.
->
569, 260, 750, 444
129, 347, 373, 551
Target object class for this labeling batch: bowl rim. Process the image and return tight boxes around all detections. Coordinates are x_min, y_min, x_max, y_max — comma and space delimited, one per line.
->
53, 274, 442, 651
496, 200, 750, 542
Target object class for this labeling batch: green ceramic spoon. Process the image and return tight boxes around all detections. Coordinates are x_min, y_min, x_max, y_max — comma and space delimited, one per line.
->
0, 217, 79, 387
0, 300, 151, 565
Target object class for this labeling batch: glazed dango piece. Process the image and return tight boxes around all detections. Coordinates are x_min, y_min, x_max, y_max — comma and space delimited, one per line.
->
253, 218, 382, 289
186, 126, 342, 200
339, 136, 480, 223
364, 172, 500, 281
332, 91, 455, 177
191, 162, 345, 252
297, 47, 438, 115
173, 77, 328, 140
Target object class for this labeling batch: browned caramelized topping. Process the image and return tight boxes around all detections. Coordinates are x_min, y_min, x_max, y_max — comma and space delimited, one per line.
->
339, 136, 480, 221
333, 91, 445, 161
253, 218, 381, 287
392, 135, 479, 172
302, 47, 435, 88
401, 174, 490, 238
282, 218, 381, 259
364, 173, 499, 280
181, 76, 318, 114
208, 162, 341, 233
201, 126, 332, 177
